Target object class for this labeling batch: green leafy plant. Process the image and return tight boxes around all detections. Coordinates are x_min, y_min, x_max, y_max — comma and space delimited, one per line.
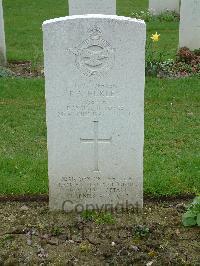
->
0, 67, 15, 77
159, 59, 174, 77
81, 210, 94, 221
194, 49, 200, 56
182, 196, 200, 227
133, 225, 150, 238
0, 234, 15, 248
79, 242, 92, 253
157, 10, 180, 22
131, 10, 179, 22
50, 226, 63, 236
81, 210, 116, 225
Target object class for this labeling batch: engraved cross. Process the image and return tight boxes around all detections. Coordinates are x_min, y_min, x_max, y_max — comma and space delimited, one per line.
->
80, 121, 112, 172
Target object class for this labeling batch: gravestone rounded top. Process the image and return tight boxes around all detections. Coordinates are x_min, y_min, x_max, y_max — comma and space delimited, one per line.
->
43, 14, 145, 27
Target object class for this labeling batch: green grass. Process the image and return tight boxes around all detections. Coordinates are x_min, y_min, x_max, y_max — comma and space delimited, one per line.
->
117, 0, 148, 16
0, 78, 47, 194
3, 0, 178, 62
145, 78, 200, 196
0, 0, 199, 196
0, 78, 199, 196
4, 0, 67, 62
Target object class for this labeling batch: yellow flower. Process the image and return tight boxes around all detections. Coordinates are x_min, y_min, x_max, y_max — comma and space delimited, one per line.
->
150, 32, 160, 42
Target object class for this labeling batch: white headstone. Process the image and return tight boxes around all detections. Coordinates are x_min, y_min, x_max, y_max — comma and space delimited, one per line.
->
43, 15, 146, 212
149, 0, 180, 15
68, 0, 116, 15
179, 0, 200, 50
0, 0, 6, 65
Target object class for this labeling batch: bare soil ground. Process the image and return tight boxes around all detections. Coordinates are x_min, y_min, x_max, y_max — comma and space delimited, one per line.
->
0, 200, 199, 265
8, 61, 43, 78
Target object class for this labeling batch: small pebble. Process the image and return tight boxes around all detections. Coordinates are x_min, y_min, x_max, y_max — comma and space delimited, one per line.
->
131, 245, 139, 252
27, 239, 32, 246
146, 261, 155, 266
20, 205, 29, 211
67, 240, 75, 244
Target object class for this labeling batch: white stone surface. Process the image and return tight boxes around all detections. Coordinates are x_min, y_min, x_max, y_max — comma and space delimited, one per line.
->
0, 0, 6, 65
179, 0, 200, 50
68, 0, 116, 15
43, 15, 146, 212
149, 0, 180, 15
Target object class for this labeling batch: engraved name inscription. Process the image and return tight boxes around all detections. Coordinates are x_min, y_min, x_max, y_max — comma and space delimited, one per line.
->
66, 89, 116, 98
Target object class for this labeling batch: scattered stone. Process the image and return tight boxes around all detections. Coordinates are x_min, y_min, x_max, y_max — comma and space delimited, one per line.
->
7, 214, 15, 222
37, 247, 48, 259
146, 261, 155, 266
58, 234, 68, 241
111, 241, 116, 247
27, 239, 32, 246
72, 235, 82, 243
41, 234, 49, 240
20, 205, 29, 211
67, 240, 75, 244
87, 236, 100, 245
175, 229, 180, 236
130, 245, 139, 252
47, 238, 59, 246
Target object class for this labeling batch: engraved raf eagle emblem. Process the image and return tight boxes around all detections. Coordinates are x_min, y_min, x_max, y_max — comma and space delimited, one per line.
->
68, 27, 115, 77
